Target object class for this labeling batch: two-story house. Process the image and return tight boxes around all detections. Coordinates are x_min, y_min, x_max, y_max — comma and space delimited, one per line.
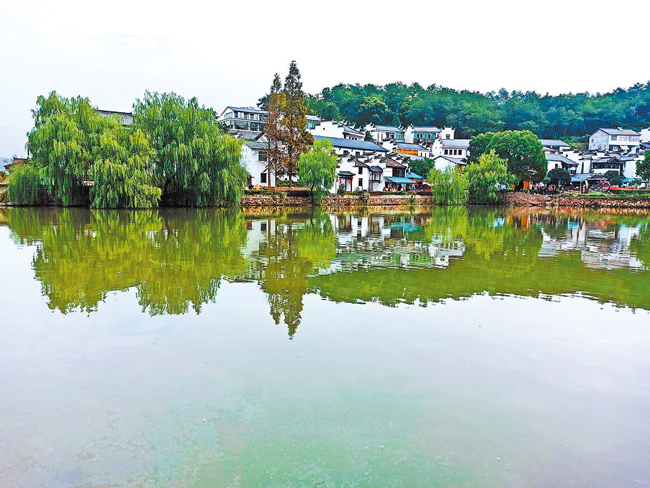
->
588, 128, 641, 152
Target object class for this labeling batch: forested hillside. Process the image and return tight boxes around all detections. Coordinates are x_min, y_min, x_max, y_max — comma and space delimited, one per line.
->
301, 82, 650, 143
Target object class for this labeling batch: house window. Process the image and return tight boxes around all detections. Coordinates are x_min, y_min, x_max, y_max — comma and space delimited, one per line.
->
358, 167, 363, 175
261, 172, 267, 184
356, 151, 361, 156
446, 134, 450, 139
444, 149, 449, 155
259, 151, 266, 161
358, 178, 363, 188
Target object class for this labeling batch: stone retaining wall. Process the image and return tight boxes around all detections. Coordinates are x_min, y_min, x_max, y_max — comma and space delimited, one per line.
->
241, 194, 432, 208
502, 192, 650, 209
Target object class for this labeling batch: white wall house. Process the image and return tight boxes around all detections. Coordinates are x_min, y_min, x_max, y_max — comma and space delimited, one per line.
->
432, 139, 470, 159
219, 106, 321, 132
366, 125, 405, 143
540, 139, 570, 153
588, 128, 640, 152
433, 155, 467, 172
546, 153, 579, 174
309, 120, 364, 140
241, 140, 276, 187
640, 127, 650, 143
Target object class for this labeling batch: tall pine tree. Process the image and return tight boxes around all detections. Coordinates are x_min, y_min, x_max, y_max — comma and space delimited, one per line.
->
280, 61, 313, 182
265, 74, 285, 187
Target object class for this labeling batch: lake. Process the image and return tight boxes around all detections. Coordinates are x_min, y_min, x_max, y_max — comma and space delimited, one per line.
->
1, 206, 649, 487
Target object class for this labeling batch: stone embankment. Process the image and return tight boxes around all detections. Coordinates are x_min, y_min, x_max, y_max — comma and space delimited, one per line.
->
502, 192, 650, 209
240, 194, 432, 208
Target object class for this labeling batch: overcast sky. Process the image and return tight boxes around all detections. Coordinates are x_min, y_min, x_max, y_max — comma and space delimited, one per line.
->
2, 0, 649, 157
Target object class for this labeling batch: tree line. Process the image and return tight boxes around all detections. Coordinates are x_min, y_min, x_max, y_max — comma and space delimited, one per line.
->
301, 82, 650, 145
8, 91, 246, 207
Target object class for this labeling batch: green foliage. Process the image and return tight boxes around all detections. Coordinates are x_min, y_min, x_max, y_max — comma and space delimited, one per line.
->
603, 170, 620, 181
465, 150, 514, 204
280, 61, 314, 182
90, 128, 161, 208
133, 91, 246, 206
298, 139, 338, 204
610, 175, 623, 187
407, 157, 435, 179
358, 192, 370, 205
7, 163, 41, 205
303, 81, 650, 140
547, 167, 572, 187
427, 165, 467, 205
469, 130, 546, 182
636, 151, 650, 181
27, 92, 110, 205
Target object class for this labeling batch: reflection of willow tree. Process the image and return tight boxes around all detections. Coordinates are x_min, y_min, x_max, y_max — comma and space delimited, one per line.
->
256, 210, 335, 338
6, 208, 247, 314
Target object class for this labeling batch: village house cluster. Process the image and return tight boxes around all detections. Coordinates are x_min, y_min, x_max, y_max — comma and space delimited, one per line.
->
220, 105, 650, 191
9, 106, 647, 191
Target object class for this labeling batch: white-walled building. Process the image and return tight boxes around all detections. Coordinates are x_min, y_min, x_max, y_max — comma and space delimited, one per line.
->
432, 155, 467, 172
588, 128, 640, 152
219, 106, 321, 132
546, 153, 579, 174
241, 139, 276, 187
309, 120, 364, 140
432, 139, 470, 159
366, 125, 405, 143
540, 139, 570, 153
640, 127, 650, 143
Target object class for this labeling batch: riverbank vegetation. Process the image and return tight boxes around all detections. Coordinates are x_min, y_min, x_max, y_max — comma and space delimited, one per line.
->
9, 91, 246, 208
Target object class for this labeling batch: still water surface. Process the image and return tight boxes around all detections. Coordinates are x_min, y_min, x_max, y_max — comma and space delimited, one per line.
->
1, 206, 649, 487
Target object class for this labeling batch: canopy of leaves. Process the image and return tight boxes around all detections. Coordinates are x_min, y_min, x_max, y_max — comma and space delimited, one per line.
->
469, 130, 546, 182
427, 165, 468, 205
303, 81, 650, 140
636, 151, 650, 181
6, 163, 41, 205
133, 91, 246, 206
546, 167, 572, 187
465, 150, 515, 204
90, 128, 161, 208
407, 157, 435, 179
298, 139, 338, 203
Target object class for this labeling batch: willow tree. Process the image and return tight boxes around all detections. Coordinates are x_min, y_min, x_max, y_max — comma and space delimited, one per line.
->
280, 61, 313, 182
90, 126, 161, 208
6, 163, 41, 205
298, 139, 338, 203
27, 92, 106, 205
133, 91, 246, 206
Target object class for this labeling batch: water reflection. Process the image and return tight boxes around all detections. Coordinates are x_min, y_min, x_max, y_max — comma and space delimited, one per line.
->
3, 206, 650, 337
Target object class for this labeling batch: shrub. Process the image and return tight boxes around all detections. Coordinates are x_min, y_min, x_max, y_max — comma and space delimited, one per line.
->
7, 164, 41, 205
427, 165, 467, 205
465, 151, 515, 204
358, 192, 370, 205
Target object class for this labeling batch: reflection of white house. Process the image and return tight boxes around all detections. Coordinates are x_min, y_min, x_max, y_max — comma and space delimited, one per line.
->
588, 128, 641, 152
309, 120, 364, 140
539, 220, 644, 270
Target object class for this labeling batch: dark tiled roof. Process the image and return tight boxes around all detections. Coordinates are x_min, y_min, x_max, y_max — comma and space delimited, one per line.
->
246, 141, 267, 150
413, 126, 441, 132
370, 166, 383, 172
546, 154, 578, 166
374, 125, 403, 132
313, 135, 388, 152
440, 139, 470, 148
397, 143, 427, 151
338, 171, 355, 177
596, 128, 640, 136
540, 139, 570, 147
